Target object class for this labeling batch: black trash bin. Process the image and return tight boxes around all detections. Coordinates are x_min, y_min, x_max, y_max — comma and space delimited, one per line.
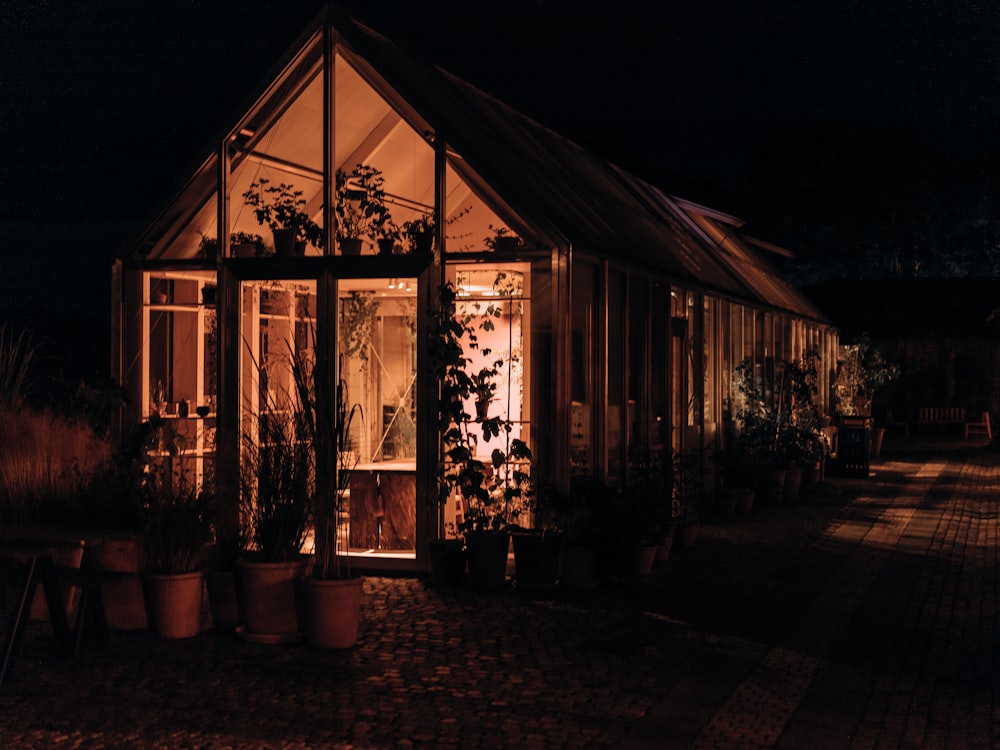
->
838, 416, 871, 477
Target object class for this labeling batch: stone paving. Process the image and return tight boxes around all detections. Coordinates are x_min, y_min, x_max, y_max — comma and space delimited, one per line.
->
0, 437, 997, 748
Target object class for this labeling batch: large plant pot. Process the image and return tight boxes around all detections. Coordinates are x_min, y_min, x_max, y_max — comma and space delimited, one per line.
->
511, 531, 562, 591
85, 534, 148, 630
30, 540, 84, 622
296, 575, 364, 649
465, 531, 510, 588
629, 543, 658, 576
236, 556, 311, 642
205, 569, 243, 632
871, 427, 887, 457
428, 540, 466, 586
757, 467, 786, 506
144, 571, 204, 639
562, 542, 598, 588
738, 488, 755, 514
782, 464, 803, 504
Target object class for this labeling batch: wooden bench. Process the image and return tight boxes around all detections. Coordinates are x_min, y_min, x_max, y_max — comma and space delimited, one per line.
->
965, 411, 992, 440
919, 407, 966, 427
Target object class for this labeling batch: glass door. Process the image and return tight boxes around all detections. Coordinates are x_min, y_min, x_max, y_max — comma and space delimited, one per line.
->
340, 278, 418, 558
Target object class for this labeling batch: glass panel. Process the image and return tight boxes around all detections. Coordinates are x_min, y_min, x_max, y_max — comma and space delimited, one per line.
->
144, 270, 217, 493
571, 262, 596, 476
607, 269, 626, 489
339, 278, 418, 557
445, 263, 532, 529
651, 283, 669, 462
628, 275, 648, 486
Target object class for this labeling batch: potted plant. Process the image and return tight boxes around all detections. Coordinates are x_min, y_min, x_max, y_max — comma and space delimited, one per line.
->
470, 362, 501, 421
335, 164, 392, 255
483, 224, 523, 252
288, 337, 366, 649
509, 481, 569, 591
230, 231, 268, 258
401, 215, 435, 255
242, 179, 322, 256
376, 219, 400, 256
430, 282, 533, 589
140, 427, 212, 639
236, 360, 314, 643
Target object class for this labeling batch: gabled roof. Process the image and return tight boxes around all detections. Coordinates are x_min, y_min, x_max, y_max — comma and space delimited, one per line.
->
130, 4, 830, 325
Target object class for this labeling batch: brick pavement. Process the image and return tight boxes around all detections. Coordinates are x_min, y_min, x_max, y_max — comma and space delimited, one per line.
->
0, 440, 996, 749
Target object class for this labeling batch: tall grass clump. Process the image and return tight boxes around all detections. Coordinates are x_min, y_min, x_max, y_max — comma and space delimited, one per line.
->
0, 406, 115, 525
0, 324, 39, 410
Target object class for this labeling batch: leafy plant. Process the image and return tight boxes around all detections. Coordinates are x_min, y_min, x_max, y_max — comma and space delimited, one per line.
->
239, 348, 313, 563
342, 291, 380, 371
242, 179, 323, 248
141, 426, 212, 575
335, 164, 392, 243
483, 224, 522, 251
834, 335, 899, 416
289, 335, 364, 581
430, 282, 532, 536
401, 215, 435, 254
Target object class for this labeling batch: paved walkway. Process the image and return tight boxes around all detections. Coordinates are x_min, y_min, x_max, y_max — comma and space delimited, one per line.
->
1, 438, 997, 748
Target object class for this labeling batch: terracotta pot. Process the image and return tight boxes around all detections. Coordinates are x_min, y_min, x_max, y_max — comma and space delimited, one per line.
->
428, 540, 466, 586
296, 575, 364, 649
144, 571, 204, 639
465, 531, 510, 588
629, 544, 658, 576
870, 427, 887, 457
205, 569, 243, 632
85, 534, 148, 630
377, 238, 395, 255
512, 532, 562, 590
655, 530, 676, 561
340, 237, 364, 255
30, 540, 84, 622
782, 465, 803, 504
717, 489, 739, 517
237, 556, 311, 640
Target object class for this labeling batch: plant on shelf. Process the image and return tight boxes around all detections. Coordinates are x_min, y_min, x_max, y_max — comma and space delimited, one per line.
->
376, 219, 400, 255
483, 224, 523, 252
335, 164, 392, 253
401, 215, 435, 254
470, 361, 502, 420
242, 178, 323, 255
230, 231, 269, 257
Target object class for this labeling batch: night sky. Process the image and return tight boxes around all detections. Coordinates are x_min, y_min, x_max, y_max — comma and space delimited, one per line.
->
1, 0, 998, 383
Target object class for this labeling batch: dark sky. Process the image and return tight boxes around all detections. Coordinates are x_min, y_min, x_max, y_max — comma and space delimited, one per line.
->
1, 0, 998, 380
